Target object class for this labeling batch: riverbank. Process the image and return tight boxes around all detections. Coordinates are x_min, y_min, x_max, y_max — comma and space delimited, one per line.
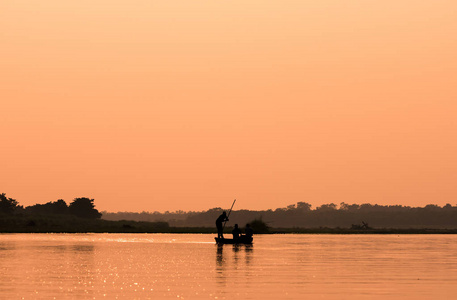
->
271, 227, 457, 234
2, 215, 457, 234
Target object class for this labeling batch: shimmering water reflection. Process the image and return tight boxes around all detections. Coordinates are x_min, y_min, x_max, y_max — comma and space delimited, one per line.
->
1, 234, 456, 299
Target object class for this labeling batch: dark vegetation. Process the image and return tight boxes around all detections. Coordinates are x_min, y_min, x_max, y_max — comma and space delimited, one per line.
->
0, 193, 167, 233
249, 218, 270, 234
2, 193, 457, 233
103, 201, 457, 230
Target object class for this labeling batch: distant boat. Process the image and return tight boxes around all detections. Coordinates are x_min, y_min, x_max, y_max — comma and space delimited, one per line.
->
215, 236, 253, 245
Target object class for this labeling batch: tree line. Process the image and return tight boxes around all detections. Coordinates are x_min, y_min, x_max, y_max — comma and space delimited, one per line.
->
103, 202, 457, 229
0, 193, 101, 219
3, 192, 457, 229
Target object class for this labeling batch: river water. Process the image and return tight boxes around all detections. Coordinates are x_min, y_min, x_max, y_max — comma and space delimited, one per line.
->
0, 234, 456, 299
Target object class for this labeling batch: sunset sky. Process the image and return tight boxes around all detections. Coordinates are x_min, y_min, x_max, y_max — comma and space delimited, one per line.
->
1, 1, 456, 212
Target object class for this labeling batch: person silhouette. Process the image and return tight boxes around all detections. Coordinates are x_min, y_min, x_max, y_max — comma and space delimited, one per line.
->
216, 211, 229, 239
232, 224, 242, 240
245, 223, 253, 238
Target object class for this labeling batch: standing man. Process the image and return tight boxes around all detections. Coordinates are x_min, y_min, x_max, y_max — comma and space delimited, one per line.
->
216, 211, 229, 239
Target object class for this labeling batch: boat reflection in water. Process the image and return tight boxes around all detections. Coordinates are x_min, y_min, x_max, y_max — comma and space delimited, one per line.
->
215, 242, 254, 289
216, 243, 254, 269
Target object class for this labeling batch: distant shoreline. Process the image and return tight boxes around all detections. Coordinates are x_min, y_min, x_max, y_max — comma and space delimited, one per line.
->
3, 214, 457, 234
269, 228, 457, 234
4, 192, 457, 230
3, 230, 457, 234
3, 223, 457, 234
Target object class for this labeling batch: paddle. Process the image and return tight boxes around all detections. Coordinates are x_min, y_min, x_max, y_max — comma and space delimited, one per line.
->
222, 199, 236, 231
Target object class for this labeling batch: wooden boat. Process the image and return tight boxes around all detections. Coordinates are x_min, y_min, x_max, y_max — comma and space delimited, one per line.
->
215, 236, 253, 245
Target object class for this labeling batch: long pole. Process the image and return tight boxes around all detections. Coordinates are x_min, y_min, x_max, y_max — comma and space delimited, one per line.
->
223, 199, 236, 230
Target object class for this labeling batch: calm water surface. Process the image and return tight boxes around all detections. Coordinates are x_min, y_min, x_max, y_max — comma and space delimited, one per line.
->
0, 234, 456, 299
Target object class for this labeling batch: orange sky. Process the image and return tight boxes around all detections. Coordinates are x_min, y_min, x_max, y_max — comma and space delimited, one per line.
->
1, 1, 456, 212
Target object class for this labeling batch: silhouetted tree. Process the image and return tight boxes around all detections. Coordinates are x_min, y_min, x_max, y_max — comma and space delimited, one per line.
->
297, 202, 312, 211
26, 199, 68, 215
316, 203, 337, 211
0, 193, 20, 214
286, 204, 296, 210
51, 199, 69, 214
443, 203, 453, 210
359, 203, 374, 211
68, 197, 102, 219
249, 217, 270, 234
424, 204, 440, 211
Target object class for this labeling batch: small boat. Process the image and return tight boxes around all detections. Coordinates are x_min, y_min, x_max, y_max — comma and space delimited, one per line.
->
215, 236, 253, 245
